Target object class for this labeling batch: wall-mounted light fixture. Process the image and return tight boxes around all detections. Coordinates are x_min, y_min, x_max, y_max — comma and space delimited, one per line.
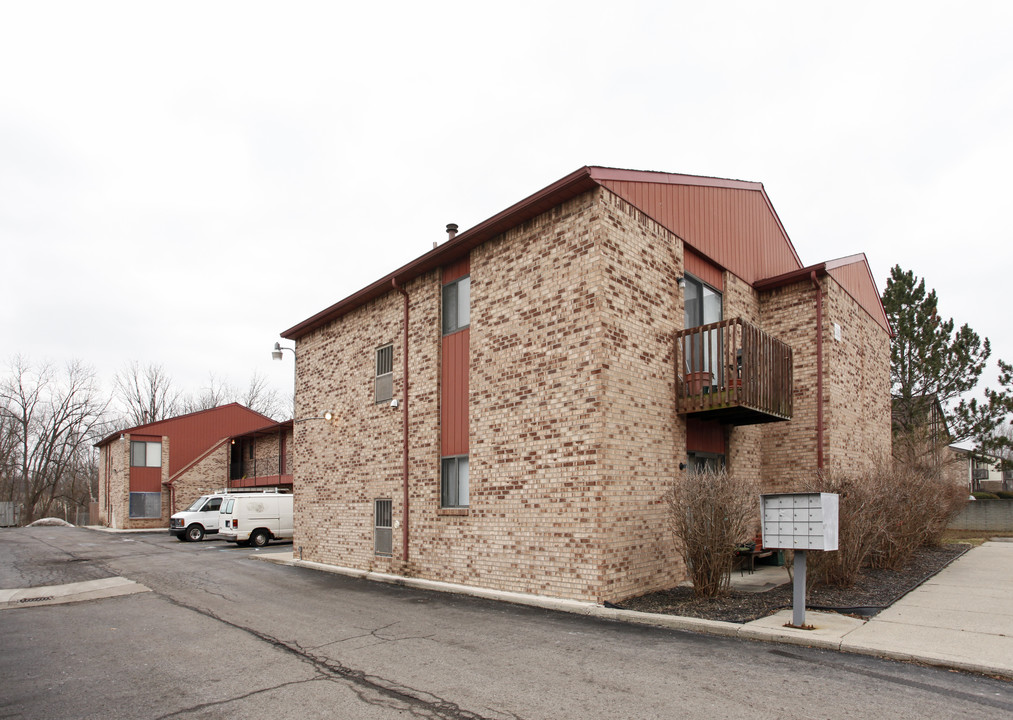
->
676, 276, 686, 289
272, 342, 297, 417
294, 412, 335, 424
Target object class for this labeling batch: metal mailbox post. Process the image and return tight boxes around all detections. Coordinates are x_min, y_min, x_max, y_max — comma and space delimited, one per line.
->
760, 493, 839, 627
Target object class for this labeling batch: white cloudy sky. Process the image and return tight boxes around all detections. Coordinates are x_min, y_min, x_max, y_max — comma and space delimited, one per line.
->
2, 1, 1011, 418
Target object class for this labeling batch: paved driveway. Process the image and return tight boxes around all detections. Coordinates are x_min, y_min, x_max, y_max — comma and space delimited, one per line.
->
1, 527, 1010, 719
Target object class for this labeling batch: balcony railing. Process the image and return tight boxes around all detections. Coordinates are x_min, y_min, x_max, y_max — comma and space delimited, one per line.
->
675, 318, 793, 425
229, 455, 290, 482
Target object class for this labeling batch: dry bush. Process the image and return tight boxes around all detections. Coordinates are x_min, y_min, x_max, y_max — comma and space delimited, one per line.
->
868, 464, 968, 570
796, 466, 891, 588
667, 468, 758, 598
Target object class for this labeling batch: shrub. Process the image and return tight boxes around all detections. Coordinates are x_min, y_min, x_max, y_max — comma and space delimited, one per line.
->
666, 468, 758, 598
795, 467, 890, 588
972, 491, 1000, 500
868, 464, 967, 568
996, 491, 1013, 500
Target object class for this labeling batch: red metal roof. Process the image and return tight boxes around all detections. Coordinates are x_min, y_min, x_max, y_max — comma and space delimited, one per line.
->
753, 256, 892, 336
95, 403, 276, 476
282, 166, 887, 340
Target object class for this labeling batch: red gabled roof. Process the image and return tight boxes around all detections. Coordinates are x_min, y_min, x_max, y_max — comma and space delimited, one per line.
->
754, 254, 892, 335
282, 166, 885, 340
95, 403, 276, 477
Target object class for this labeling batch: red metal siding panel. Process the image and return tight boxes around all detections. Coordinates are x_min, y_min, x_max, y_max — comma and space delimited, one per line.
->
127, 404, 274, 476
686, 418, 725, 454
443, 256, 470, 284
827, 258, 891, 334
684, 249, 723, 291
129, 467, 162, 493
441, 328, 470, 456
601, 180, 802, 285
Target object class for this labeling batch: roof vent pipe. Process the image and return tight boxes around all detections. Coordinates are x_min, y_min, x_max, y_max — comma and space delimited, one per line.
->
446, 223, 458, 240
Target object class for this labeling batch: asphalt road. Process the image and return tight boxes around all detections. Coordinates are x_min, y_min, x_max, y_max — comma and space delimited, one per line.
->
1, 526, 1011, 719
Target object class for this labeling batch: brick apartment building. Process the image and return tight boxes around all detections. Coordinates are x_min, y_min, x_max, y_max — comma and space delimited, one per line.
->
96, 404, 288, 529
281, 166, 893, 603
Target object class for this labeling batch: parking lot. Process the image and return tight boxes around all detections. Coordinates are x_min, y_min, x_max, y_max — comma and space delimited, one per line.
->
2, 526, 1010, 719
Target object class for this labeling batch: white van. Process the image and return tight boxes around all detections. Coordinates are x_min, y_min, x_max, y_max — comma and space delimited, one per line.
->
169, 494, 226, 542
218, 492, 294, 547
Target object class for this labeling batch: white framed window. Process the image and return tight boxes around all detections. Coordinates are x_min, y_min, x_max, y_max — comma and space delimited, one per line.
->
375, 344, 393, 403
441, 455, 469, 508
442, 276, 470, 335
374, 499, 393, 556
130, 441, 161, 468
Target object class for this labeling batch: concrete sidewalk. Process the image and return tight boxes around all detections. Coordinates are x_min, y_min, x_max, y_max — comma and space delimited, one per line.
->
258, 540, 1013, 680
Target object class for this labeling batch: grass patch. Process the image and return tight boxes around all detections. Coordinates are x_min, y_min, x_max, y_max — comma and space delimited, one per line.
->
941, 529, 1013, 546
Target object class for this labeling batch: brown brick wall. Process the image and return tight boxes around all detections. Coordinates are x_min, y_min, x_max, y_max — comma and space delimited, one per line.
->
759, 280, 820, 486
822, 278, 892, 468
291, 189, 893, 603
171, 441, 230, 513
594, 190, 683, 601
99, 434, 170, 529
723, 272, 764, 488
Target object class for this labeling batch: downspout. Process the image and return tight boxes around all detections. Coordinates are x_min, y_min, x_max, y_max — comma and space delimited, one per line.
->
392, 277, 410, 563
810, 271, 824, 470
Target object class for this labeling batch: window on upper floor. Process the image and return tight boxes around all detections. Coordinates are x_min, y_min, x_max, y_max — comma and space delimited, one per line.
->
683, 274, 723, 376
683, 274, 722, 329
442, 276, 470, 335
130, 441, 161, 468
375, 344, 393, 403
441, 455, 469, 508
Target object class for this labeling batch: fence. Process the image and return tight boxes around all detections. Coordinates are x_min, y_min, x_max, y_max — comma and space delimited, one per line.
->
948, 500, 1013, 532
0, 502, 19, 527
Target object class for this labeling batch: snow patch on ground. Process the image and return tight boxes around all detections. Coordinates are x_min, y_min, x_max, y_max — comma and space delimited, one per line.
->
25, 518, 75, 527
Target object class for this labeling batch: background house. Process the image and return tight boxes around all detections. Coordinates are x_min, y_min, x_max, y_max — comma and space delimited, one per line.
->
281, 166, 893, 603
970, 453, 1012, 493
95, 403, 274, 529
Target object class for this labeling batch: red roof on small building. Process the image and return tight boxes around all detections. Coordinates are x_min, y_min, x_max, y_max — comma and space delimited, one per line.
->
95, 403, 276, 477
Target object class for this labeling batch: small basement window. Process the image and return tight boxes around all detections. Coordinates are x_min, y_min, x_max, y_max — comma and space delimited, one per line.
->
374, 499, 393, 556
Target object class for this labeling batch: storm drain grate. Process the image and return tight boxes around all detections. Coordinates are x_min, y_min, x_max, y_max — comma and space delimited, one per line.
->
18, 596, 55, 604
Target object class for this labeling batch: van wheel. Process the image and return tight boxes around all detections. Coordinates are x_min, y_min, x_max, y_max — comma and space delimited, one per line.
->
250, 530, 270, 548
185, 525, 205, 542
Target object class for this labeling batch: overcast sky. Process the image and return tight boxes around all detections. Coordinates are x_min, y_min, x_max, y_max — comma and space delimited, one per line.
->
2, 1, 1011, 420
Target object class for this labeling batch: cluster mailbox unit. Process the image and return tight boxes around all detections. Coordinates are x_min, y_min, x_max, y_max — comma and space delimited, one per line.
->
760, 492, 840, 626
761, 492, 839, 551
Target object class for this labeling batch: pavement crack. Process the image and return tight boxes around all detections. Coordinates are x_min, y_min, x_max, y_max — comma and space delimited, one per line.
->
160, 595, 516, 720
152, 677, 326, 719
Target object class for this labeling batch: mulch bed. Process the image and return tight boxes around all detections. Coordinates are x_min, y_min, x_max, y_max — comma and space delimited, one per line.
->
618, 543, 970, 624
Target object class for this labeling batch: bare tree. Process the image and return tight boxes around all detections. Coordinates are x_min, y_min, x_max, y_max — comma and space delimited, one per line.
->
181, 372, 234, 415
240, 371, 285, 420
181, 370, 284, 420
114, 361, 182, 426
1, 357, 109, 524
0, 401, 19, 504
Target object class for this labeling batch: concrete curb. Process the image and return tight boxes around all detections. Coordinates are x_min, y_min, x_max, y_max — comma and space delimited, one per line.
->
1, 576, 151, 610
255, 551, 1013, 680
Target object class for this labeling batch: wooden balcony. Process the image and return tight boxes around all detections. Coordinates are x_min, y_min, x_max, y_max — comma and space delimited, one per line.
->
675, 318, 793, 425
